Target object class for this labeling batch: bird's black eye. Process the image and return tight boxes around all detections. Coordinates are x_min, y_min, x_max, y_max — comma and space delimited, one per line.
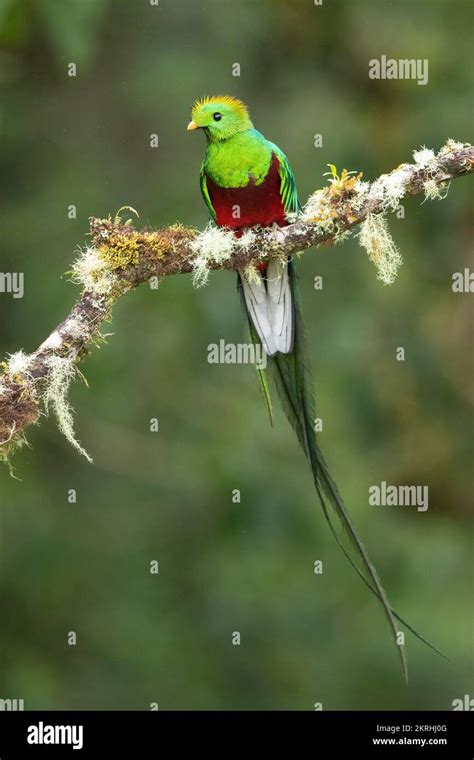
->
213, 112, 222, 121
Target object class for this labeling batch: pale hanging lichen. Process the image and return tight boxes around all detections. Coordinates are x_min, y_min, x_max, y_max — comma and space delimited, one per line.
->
369, 166, 411, 212
302, 189, 336, 230
439, 138, 465, 155
71, 245, 118, 296
0, 425, 25, 477
413, 146, 438, 174
42, 355, 92, 463
0, 368, 39, 471
303, 165, 367, 232
190, 224, 236, 287
422, 178, 449, 202
284, 210, 299, 225
238, 228, 257, 250
7, 350, 31, 377
351, 177, 370, 213
333, 228, 353, 246
359, 213, 403, 285
242, 262, 261, 286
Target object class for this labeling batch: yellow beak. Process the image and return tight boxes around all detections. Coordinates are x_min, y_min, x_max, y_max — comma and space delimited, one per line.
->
187, 120, 198, 131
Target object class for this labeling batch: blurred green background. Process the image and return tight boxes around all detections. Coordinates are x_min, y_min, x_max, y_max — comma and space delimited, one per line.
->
0, 0, 472, 710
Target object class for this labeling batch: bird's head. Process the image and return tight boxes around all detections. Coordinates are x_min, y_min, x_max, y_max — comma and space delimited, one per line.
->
187, 95, 252, 142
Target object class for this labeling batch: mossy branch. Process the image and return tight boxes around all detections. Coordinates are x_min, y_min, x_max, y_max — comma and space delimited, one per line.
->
0, 139, 472, 466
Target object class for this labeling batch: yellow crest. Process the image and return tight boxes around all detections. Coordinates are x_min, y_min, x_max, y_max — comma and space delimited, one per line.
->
191, 95, 249, 119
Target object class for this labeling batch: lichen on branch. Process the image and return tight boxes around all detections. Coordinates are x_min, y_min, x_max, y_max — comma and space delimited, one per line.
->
0, 139, 472, 468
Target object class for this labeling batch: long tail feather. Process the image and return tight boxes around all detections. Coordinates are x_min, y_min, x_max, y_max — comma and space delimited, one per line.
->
238, 274, 274, 425
317, 493, 449, 660
259, 259, 445, 679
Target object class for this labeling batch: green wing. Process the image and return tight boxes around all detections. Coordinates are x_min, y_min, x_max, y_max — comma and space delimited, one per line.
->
199, 163, 216, 221
270, 144, 301, 215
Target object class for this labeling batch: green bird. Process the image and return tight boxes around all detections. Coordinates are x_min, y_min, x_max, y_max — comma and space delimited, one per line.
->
188, 95, 443, 679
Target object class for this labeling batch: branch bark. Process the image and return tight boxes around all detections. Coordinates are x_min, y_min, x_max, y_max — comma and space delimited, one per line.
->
0, 139, 472, 462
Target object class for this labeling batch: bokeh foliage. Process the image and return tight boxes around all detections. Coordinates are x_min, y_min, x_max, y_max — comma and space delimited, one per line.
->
0, 0, 472, 709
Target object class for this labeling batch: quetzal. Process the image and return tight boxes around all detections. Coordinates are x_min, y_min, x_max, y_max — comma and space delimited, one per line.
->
188, 95, 441, 678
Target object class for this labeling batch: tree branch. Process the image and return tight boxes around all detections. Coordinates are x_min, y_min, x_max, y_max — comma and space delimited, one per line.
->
1, 139, 472, 464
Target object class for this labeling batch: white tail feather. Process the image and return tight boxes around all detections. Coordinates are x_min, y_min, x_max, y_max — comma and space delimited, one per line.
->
240, 260, 293, 356
267, 259, 293, 354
